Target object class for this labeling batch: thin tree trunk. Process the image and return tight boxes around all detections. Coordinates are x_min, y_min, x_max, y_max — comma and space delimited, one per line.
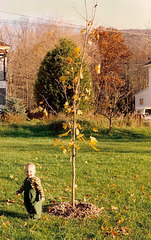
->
72, 98, 76, 208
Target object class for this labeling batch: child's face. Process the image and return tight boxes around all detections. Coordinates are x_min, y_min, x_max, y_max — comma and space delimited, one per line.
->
25, 165, 36, 178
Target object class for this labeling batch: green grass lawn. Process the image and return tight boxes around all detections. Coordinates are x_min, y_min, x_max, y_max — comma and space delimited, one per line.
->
0, 124, 151, 239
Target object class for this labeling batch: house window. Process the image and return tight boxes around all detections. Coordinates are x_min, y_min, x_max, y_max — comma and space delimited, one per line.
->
0, 88, 6, 105
139, 98, 143, 105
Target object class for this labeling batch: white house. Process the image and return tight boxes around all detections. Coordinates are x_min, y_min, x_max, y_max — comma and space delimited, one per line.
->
0, 42, 10, 111
135, 60, 151, 118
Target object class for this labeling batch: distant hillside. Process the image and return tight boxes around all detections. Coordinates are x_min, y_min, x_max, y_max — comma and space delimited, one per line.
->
121, 29, 151, 64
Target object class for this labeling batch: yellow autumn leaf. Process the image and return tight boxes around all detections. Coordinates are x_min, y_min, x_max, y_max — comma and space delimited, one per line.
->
66, 57, 72, 65
76, 128, 80, 136
63, 148, 67, 154
10, 174, 14, 179
85, 96, 89, 100
59, 76, 67, 83
43, 108, 48, 117
88, 20, 93, 26
77, 110, 83, 115
63, 123, 68, 130
34, 108, 39, 113
68, 85, 72, 89
88, 40, 92, 45
93, 128, 98, 132
80, 72, 83, 79
89, 136, 100, 151
59, 130, 71, 138
76, 123, 82, 129
97, 33, 100, 40
77, 134, 85, 141
52, 138, 60, 146
91, 145, 100, 152
74, 94, 79, 100
90, 29, 96, 36
75, 144, 80, 150
89, 136, 97, 145
74, 76, 78, 83
95, 64, 100, 74
74, 47, 80, 58
64, 101, 69, 109
66, 107, 73, 113
81, 29, 86, 34
39, 101, 43, 104
68, 140, 74, 147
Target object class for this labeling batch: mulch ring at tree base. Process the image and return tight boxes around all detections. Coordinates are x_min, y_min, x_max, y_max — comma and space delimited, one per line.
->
44, 201, 104, 218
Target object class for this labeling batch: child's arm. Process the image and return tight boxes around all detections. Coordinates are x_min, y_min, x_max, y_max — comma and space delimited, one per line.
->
16, 179, 25, 195
34, 177, 45, 201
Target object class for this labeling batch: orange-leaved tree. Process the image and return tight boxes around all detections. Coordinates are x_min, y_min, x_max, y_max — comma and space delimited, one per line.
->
91, 27, 132, 129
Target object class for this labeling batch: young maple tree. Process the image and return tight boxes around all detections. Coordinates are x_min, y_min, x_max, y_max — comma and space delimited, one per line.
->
91, 27, 132, 129
51, 0, 99, 208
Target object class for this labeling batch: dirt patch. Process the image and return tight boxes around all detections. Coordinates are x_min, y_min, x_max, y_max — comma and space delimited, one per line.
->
44, 201, 104, 219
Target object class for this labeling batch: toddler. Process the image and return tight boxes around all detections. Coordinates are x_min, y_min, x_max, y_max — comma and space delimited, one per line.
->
16, 162, 45, 219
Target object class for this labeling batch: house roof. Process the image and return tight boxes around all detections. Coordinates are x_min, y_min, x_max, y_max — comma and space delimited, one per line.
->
135, 86, 149, 96
144, 60, 151, 68
0, 41, 10, 54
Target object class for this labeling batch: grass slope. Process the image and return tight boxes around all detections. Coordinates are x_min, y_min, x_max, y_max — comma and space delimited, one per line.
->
0, 124, 151, 239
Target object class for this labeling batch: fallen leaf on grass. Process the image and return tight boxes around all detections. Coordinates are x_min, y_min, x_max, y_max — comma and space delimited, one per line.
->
86, 194, 92, 197
110, 206, 118, 211
30, 223, 36, 231
117, 218, 124, 224
105, 229, 119, 238
2, 222, 7, 228
120, 227, 129, 236
4, 236, 10, 240
2, 221, 10, 229
5, 199, 16, 204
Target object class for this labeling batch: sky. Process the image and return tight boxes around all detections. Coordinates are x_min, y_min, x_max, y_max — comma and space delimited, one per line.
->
0, 0, 151, 30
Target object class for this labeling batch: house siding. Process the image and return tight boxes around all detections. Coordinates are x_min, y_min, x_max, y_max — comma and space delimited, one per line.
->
0, 54, 8, 110
135, 63, 151, 115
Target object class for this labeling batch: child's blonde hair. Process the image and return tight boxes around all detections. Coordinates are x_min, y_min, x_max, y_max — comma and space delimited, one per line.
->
25, 162, 35, 169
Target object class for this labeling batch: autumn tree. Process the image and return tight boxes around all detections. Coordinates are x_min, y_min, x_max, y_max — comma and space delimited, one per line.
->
34, 37, 92, 113
91, 27, 132, 129
0, 21, 81, 110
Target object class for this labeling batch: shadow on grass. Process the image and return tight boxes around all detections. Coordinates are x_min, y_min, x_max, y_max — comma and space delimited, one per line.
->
0, 121, 151, 141
89, 128, 151, 142
0, 210, 27, 219
0, 121, 64, 138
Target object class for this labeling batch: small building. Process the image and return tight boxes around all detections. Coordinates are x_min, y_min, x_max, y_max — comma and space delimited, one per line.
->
0, 42, 10, 111
135, 60, 151, 119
